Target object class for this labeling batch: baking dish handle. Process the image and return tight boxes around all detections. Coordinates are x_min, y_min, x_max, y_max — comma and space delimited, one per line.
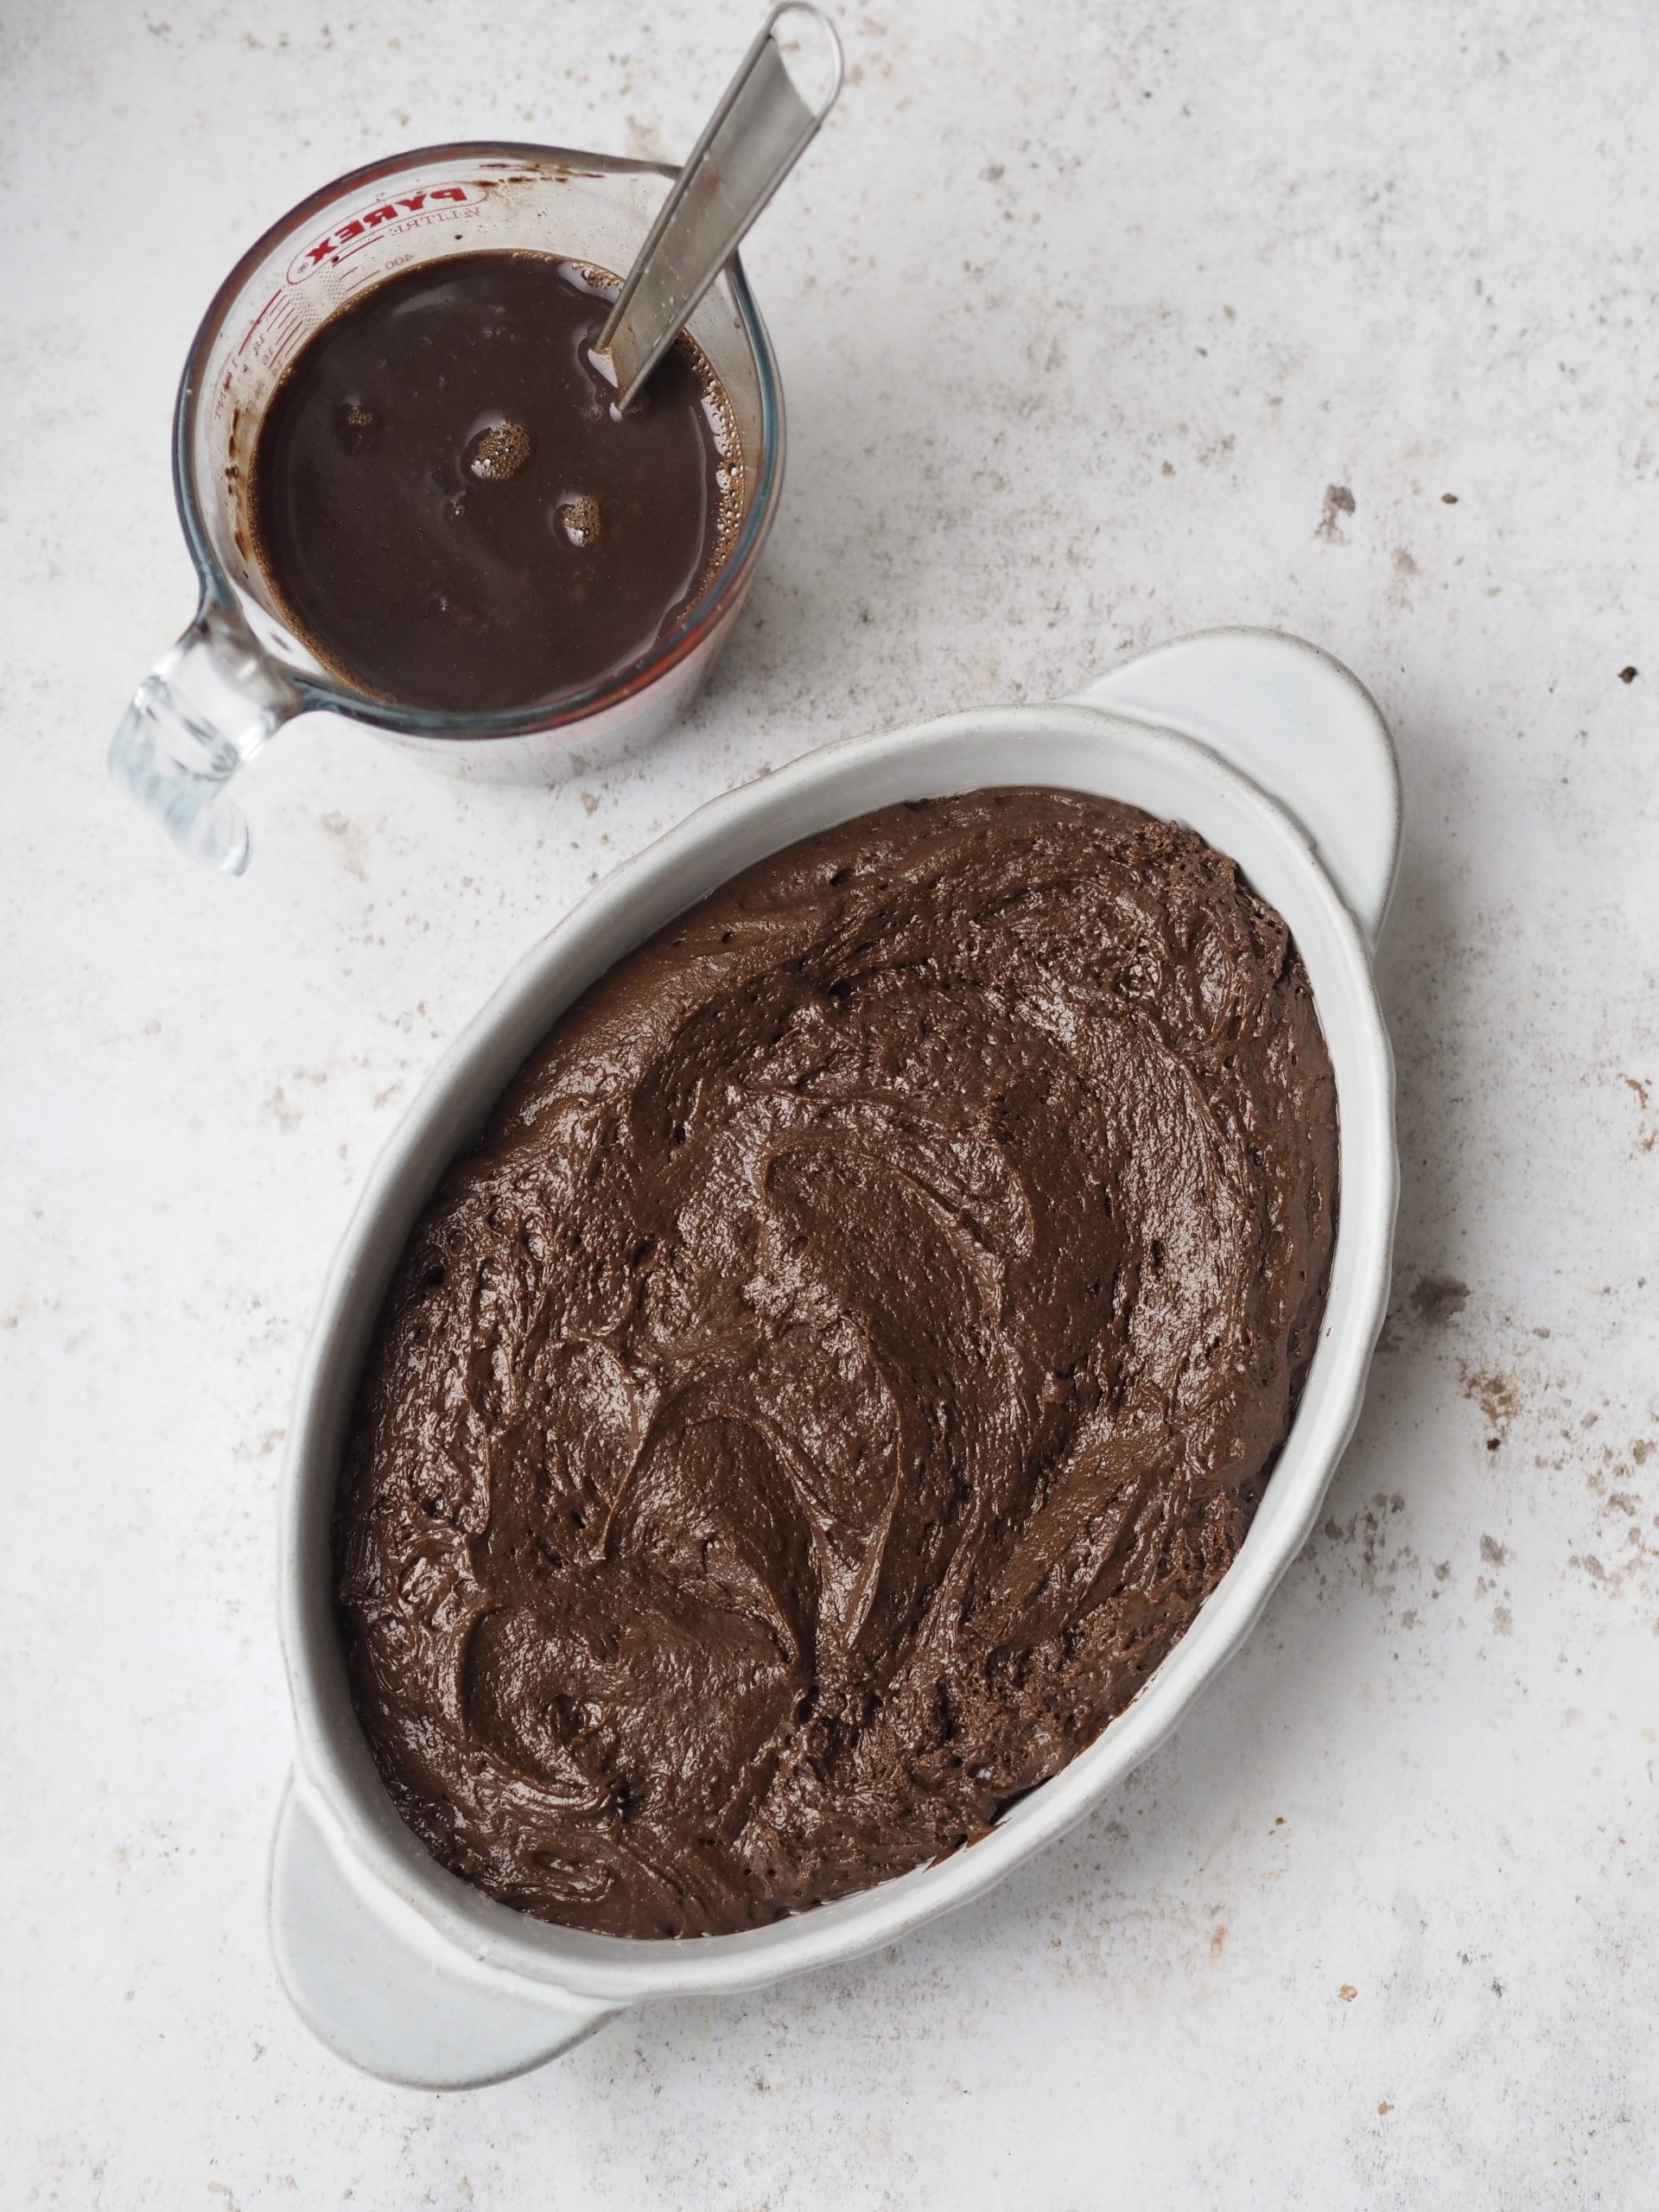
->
269, 1778, 626, 2088
1070, 628, 1401, 946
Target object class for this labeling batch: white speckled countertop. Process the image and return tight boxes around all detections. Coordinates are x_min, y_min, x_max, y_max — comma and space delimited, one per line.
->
4, 0, 1656, 2201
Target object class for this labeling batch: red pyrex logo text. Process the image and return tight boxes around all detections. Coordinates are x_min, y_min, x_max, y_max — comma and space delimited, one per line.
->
284, 184, 484, 283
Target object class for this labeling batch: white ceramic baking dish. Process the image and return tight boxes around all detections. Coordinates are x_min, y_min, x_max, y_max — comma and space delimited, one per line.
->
271, 626, 1400, 2088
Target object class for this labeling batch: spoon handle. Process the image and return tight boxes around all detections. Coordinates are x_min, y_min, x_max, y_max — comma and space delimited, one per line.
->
597, 3, 842, 410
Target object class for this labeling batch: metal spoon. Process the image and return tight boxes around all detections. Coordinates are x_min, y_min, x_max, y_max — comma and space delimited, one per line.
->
594, 3, 843, 411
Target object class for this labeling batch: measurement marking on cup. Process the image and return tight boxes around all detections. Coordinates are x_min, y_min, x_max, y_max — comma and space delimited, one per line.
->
236, 289, 283, 359
328, 206, 486, 275
284, 184, 488, 284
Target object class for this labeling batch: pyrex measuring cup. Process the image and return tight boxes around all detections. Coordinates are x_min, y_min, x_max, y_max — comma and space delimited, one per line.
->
110, 143, 785, 874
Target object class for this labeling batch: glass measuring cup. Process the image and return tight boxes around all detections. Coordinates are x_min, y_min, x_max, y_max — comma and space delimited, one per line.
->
111, 143, 785, 874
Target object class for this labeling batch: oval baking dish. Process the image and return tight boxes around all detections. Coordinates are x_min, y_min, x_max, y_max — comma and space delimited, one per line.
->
272, 626, 1400, 2087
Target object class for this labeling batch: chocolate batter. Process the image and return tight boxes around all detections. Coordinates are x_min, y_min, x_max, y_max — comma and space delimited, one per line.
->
336, 790, 1338, 1936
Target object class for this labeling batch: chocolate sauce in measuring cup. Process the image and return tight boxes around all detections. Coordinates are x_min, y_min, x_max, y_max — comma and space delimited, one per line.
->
251, 251, 741, 715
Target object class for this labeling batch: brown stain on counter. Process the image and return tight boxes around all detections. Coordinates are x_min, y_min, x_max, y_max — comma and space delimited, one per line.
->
1315, 484, 1356, 542
1459, 1363, 1519, 1437
1621, 1074, 1656, 1152
1410, 1272, 1469, 1326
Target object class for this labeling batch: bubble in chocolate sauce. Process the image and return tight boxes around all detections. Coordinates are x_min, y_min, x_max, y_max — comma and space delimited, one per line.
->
557, 495, 602, 548
465, 418, 532, 482
334, 399, 379, 455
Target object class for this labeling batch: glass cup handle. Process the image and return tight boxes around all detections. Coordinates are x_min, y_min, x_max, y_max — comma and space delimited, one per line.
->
109, 601, 301, 874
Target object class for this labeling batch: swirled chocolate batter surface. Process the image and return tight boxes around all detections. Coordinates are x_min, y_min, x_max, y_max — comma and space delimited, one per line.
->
336, 790, 1338, 1936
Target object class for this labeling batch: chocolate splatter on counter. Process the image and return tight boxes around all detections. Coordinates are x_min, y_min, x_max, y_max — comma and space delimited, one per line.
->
1460, 1363, 1520, 1439
1410, 1272, 1469, 1327
1316, 483, 1357, 541
335, 790, 1338, 1936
